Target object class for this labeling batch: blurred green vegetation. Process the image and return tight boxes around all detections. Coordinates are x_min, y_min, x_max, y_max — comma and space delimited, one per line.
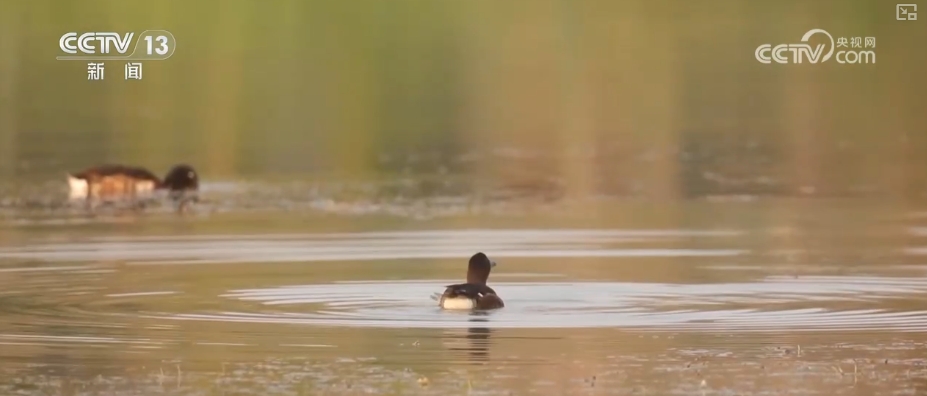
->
0, 0, 924, 198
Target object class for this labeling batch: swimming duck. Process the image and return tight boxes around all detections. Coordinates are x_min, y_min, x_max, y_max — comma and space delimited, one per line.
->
67, 163, 199, 203
436, 252, 504, 310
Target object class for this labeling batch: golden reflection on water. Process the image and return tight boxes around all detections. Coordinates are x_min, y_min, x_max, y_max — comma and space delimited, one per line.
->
0, 207, 927, 394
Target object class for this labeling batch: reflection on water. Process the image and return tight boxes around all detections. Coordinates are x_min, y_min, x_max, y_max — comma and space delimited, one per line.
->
441, 314, 493, 364
1, 212, 927, 394
0, 177, 575, 222
0, 228, 745, 264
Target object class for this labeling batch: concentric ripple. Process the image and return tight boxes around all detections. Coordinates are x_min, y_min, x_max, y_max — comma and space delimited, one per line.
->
163, 275, 927, 332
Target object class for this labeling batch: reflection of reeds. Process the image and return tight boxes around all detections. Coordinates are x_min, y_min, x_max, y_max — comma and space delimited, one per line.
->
0, 0, 922, 200
0, 4, 20, 182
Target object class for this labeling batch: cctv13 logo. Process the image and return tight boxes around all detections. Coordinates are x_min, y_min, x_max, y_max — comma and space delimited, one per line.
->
58, 30, 176, 61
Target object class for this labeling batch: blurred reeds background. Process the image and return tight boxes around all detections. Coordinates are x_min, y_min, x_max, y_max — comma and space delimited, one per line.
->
0, 0, 924, 200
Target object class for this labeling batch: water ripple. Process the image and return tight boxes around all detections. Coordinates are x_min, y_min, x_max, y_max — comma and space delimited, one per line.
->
160, 275, 927, 332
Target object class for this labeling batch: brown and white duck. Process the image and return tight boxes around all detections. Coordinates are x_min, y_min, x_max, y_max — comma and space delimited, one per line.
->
435, 252, 505, 310
67, 163, 199, 204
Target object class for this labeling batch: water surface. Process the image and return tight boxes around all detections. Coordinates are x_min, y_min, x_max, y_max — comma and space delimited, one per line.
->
1, 185, 927, 395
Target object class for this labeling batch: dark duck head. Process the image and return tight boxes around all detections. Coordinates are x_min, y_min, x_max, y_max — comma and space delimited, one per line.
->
160, 164, 199, 192
159, 164, 200, 208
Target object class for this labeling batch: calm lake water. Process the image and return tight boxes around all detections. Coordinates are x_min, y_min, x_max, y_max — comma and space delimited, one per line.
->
1, 178, 927, 395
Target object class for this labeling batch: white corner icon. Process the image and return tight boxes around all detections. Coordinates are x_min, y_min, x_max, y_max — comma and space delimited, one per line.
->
897, 4, 918, 20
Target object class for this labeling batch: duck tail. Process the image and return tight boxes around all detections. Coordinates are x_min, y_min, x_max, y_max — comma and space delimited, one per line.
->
67, 174, 89, 198
66, 174, 84, 188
